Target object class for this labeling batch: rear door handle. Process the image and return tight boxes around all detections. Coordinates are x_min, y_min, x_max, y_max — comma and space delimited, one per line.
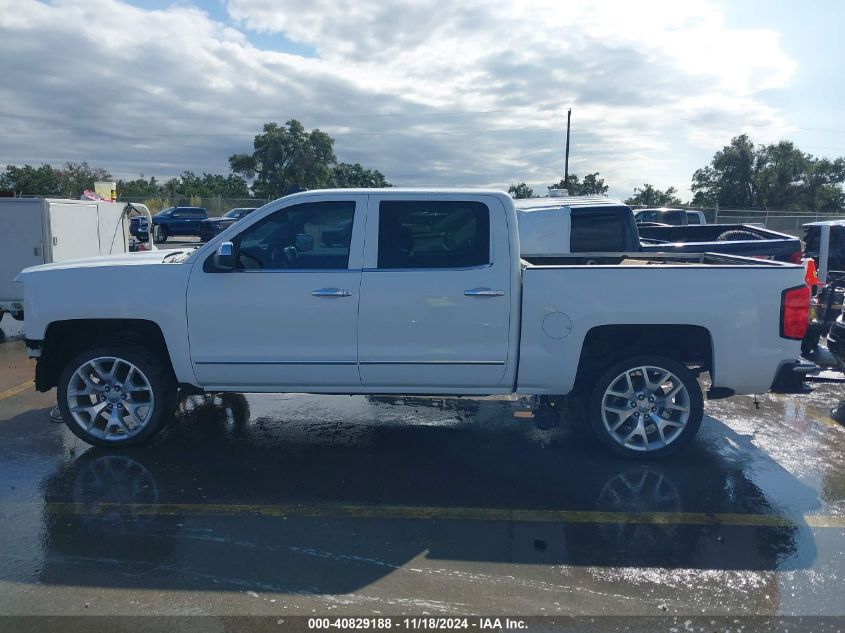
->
464, 287, 505, 297
312, 288, 353, 298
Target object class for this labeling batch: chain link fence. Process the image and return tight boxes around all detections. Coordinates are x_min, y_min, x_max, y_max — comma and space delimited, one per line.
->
628, 205, 845, 237
118, 196, 845, 233
117, 196, 271, 217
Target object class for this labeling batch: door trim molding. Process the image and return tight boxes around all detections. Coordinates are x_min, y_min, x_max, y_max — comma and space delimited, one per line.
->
359, 360, 505, 365
194, 359, 357, 366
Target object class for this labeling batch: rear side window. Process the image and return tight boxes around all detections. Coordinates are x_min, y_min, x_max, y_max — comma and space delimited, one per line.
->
664, 210, 684, 224
636, 211, 657, 223
377, 201, 490, 269
570, 209, 626, 252
686, 212, 701, 225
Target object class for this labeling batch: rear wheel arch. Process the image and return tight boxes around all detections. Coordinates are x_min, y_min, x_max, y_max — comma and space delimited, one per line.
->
571, 324, 714, 397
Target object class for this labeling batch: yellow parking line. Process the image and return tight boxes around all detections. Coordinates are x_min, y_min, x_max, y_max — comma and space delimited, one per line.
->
37, 502, 845, 529
0, 380, 33, 402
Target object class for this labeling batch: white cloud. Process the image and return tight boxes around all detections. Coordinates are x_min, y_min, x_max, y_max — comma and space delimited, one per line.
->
0, 0, 797, 199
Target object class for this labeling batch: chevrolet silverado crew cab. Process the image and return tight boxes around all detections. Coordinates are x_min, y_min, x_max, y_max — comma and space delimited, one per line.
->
17, 189, 811, 458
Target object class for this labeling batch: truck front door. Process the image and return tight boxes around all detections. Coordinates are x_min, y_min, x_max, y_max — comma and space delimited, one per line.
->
357, 195, 513, 391
186, 196, 366, 390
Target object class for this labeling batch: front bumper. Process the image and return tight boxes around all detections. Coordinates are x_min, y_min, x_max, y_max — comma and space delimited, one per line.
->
199, 226, 222, 242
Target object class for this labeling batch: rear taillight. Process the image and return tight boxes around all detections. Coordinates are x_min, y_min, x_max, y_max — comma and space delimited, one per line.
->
781, 285, 810, 340
788, 250, 802, 264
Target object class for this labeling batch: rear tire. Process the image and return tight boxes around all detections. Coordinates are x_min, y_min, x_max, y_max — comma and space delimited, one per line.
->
587, 355, 703, 459
58, 344, 177, 447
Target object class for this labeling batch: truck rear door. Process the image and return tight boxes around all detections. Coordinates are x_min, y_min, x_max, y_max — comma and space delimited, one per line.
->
47, 202, 100, 262
357, 194, 512, 391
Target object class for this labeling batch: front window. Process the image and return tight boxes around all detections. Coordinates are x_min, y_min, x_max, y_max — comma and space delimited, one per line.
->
233, 201, 355, 270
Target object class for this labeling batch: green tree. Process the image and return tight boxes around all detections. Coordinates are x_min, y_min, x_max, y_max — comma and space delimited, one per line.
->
117, 175, 163, 199
691, 134, 756, 208
332, 162, 391, 188
691, 134, 845, 210
229, 120, 337, 198
176, 171, 251, 198
508, 182, 534, 199
59, 161, 112, 198
625, 184, 682, 207
548, 172, 609, 195
1, 162, 111, 197
0, 163, 63, 195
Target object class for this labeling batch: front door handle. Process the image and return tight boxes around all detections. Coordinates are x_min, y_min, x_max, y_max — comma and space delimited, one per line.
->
464, 287, 505, 297
312, 288, 353, 298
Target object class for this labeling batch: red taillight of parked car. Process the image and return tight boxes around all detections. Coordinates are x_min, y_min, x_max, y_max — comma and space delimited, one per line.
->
780, 285, 811, 340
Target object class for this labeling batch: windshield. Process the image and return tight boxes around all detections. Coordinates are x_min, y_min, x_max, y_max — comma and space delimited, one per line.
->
155, 207, 173, 217
224, 208, 256, 219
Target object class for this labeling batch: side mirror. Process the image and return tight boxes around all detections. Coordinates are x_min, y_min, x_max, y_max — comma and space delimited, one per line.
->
214, 241, 235, 270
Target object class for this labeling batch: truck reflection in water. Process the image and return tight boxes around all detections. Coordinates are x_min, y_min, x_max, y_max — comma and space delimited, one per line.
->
39, 392, 815, 599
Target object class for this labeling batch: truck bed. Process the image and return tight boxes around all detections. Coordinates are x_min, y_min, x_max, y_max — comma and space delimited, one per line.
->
516, 251, 806, 396
637, 224, 800, 261
522, 251, 793, 268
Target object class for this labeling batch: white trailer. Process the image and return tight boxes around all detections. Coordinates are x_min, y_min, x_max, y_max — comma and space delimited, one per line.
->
0, 197, 130, 320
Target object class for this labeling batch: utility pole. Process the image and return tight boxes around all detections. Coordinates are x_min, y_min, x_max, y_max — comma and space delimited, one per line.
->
564, 108, 571, 190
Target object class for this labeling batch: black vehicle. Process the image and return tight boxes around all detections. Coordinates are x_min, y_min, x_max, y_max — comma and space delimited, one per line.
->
516, 197, 802, 263
803, 221, 845, 272
321, 218, 353, 247
199, 207, 258, 242
799, 222, 845, 370
129, 206, 208, 243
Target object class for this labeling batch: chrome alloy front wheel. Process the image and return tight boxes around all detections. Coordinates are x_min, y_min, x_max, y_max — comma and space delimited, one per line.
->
65, 356, 156, 442
600, 365, 691, 452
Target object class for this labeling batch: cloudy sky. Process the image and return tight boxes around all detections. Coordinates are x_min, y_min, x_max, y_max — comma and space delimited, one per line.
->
1, 0, 843, 200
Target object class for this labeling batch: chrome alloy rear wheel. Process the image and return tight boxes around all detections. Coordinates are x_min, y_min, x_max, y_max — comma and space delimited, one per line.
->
600, 364, 692, 453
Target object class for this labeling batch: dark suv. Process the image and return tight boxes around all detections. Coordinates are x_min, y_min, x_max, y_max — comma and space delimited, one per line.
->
130, 206, 208, 243
198, 207, 258, 242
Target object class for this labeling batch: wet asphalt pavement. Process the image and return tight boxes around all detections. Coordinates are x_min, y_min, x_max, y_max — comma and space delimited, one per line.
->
1, 311, 845, 627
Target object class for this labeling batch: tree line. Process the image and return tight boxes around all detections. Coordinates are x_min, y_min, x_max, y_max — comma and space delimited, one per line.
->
2, 127, 843, 211
509, 134, 845, 211
0, 119, 391, 201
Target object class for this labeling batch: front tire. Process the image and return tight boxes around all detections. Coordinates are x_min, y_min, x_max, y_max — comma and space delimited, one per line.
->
153, 225, 167, 243
58, 345, 177, 447
587, 355, 703, 459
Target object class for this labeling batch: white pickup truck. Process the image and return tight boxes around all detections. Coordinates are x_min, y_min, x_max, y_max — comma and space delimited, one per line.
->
17, 189, 812, 457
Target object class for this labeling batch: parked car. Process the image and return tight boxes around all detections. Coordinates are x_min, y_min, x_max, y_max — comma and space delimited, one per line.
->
516, 197, 802, 263
199, 207, 258, 242
321, 218, 353, 247
129, 206, 208, 243
796, 221, 845, 371
803, 220, 845, 273
635, 208, 707, 226
18, 189, 810, 458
